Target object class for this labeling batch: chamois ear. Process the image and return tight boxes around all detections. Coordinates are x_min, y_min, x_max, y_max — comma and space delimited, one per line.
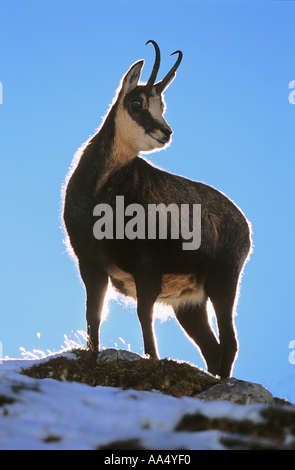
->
122, 60, 144, 95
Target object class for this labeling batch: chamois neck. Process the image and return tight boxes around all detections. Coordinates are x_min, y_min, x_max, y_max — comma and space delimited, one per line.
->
71, 101, 139, 197
112, 134, 139, 165
90, 113, 138, 194
94, 100, 138, 167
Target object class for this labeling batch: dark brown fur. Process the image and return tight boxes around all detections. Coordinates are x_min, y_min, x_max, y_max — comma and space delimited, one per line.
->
63, 43, 252, 377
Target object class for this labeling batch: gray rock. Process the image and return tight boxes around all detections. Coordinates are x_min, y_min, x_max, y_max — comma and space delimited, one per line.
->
97, 348, 118, 362
196, 378, 274, 405
97, 348, 143, 363
117, 350, 143, 362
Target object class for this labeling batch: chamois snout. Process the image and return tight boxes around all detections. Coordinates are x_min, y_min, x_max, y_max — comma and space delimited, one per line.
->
160, 127, 173, 142
149, 126, 172, 146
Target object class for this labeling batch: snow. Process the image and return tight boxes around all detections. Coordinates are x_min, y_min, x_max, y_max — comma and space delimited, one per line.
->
0, 354, 269, 450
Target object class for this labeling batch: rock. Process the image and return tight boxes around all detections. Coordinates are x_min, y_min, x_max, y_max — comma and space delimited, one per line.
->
196, 378, 274, 405
117, 350, 143, 362
97, 348, 118, 362
97, 348, 143, 363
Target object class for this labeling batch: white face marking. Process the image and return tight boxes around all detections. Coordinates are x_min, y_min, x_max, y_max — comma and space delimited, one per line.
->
114, 86, 172, 159
145, 92, 171, 146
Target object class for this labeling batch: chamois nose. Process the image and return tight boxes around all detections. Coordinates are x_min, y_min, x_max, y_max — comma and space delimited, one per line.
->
160, 127, 172, 141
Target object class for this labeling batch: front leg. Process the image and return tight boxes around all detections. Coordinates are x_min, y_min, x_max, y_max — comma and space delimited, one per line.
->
79, 262, 109, 351
135, 263, 162, 358
137, 294, 159, 358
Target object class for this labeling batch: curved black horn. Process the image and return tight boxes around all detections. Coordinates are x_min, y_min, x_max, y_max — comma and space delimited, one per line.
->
145, 40, 161, 92
156, 50, 183, 94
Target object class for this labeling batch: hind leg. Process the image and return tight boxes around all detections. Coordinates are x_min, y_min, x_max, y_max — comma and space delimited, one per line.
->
206, 267, 240, 378
210, 292, 238, 378
175, 301, 220, 376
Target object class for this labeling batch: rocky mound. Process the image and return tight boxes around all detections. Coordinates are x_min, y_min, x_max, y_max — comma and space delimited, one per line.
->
20, 348, 284, 406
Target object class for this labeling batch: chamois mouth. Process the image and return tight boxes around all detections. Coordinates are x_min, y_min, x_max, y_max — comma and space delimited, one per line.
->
149, 133, 170, 145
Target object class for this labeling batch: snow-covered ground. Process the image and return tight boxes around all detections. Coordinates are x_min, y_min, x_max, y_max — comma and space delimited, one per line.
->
0, 352, 277, 451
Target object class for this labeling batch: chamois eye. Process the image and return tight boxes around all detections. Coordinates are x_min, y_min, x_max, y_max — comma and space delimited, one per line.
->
131, 100, 142, 109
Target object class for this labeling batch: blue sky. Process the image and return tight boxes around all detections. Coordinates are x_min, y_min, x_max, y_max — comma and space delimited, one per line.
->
1, 0, 295, 401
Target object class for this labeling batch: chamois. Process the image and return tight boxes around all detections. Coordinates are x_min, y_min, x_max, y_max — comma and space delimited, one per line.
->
63, 41, 252, 377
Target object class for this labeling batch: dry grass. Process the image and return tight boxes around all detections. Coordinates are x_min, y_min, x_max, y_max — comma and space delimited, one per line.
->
20, 349, 219, 398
